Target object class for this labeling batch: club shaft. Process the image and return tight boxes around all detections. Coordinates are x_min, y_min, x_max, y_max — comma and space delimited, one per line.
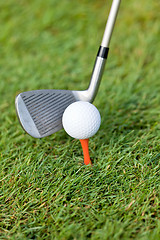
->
87, 0, 121, 102
101, 0, 121, 48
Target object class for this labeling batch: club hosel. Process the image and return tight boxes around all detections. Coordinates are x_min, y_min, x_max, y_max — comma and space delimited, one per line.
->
87, 46, 109, 103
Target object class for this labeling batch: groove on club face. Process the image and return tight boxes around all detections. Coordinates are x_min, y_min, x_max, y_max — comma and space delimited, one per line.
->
15, 90, 76, 138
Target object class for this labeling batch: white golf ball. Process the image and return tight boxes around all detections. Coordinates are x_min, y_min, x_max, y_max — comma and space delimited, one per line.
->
62, 101, 101, 139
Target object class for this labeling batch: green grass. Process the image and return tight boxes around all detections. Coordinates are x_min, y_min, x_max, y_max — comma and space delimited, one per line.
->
0, 0, 160, 239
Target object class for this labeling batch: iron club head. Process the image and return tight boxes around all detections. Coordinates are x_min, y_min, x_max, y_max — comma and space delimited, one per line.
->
15, 88, 93, 138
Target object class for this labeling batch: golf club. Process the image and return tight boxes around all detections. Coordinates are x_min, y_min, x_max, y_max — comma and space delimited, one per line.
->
15, 0, 121, 138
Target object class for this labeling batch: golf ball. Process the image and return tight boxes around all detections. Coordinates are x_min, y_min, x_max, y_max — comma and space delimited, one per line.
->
62, 101, 101, 139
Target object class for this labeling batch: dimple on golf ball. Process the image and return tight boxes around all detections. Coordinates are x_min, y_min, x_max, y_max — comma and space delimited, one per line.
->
62, 101, 101, 139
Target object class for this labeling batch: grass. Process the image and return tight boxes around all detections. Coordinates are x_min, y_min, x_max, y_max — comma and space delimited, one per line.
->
0, 0, 159, 239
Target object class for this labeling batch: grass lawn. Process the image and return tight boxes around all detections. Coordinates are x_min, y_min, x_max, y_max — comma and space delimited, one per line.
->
0, 0, 159, 239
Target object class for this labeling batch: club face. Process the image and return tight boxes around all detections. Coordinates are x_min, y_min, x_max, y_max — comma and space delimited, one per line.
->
15, 89, 77, 138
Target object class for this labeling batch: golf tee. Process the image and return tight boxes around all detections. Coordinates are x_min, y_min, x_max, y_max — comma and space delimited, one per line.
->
79, 139, 92, 165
